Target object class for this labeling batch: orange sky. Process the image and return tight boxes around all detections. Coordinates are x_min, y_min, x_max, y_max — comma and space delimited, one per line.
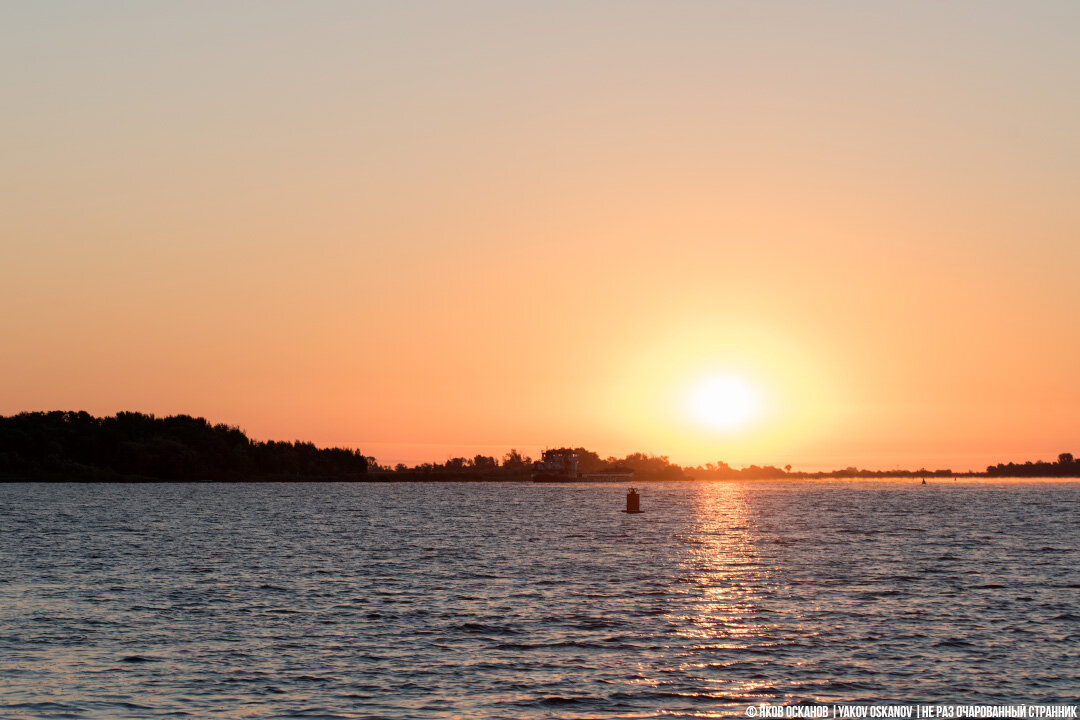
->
2, 2, 1079, 471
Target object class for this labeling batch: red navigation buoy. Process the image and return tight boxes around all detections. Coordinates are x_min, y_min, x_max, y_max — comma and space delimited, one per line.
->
624, 487, 644, 514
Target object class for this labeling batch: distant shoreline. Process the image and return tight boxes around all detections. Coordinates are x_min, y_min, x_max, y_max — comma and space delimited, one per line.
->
4, 410, 1080, 483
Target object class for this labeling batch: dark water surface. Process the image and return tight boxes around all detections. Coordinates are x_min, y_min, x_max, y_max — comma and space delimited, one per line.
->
1, 480, 1078, 718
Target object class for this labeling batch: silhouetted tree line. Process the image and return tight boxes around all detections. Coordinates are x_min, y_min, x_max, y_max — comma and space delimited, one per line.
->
386, 449, 535, 480
5, 411, 1077, 481
380, 446, 687, 480
696, 463, 961, 480
388, 448, 1080, 480
986, 453, 1080, 478
0, 411, 369, 482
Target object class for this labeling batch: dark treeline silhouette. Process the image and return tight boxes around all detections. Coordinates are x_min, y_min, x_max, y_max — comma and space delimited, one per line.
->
691, 463, 960, 480
0, 411, 369, 482
383, 446, 685, 480
986, 453, 1080, 478
381, 449, 959, 480
355, 448, 1080, 480
3, 411, 1078, 481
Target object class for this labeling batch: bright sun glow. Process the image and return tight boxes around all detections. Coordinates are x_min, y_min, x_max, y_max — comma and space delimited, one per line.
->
688, 375, 760, 431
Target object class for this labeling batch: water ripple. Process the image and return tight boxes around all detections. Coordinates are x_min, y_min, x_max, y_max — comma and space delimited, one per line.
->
0, 480, 1077, 718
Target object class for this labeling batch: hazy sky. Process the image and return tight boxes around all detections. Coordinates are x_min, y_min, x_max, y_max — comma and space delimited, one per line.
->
3, 1, 1079, 470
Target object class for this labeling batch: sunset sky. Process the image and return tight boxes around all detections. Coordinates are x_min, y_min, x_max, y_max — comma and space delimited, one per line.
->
3, 2, 1079, 471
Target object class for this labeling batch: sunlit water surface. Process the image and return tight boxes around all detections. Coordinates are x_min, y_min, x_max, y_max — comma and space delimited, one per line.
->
1, 480, 1078, 719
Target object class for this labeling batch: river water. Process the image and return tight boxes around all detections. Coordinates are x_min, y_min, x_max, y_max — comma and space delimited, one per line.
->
1, 480, 1077, 718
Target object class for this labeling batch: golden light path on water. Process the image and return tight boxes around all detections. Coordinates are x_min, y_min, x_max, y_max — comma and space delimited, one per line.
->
680, 486, 790, 708
624, 484, 800, 712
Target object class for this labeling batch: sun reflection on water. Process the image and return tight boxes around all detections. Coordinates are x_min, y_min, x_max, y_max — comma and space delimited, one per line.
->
642, 483, 797, 706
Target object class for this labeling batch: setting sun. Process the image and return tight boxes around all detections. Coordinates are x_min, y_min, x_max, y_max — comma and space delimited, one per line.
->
688, 375, 760, 432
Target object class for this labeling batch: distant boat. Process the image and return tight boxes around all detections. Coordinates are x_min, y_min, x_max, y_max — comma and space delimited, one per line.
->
531, 449, 635, 483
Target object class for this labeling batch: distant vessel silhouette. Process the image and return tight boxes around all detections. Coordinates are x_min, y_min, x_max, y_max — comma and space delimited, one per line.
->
531, 449, 635, 483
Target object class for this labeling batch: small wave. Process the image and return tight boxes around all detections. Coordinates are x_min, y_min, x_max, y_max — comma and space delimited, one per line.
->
450, 622, 521, 635
573, 619, 627, 630
509, 695, 607, 709
281, 707, 354, 719
744, 686, 782, 696
609, 690, 747, 703
3, 701, 83, 712
97, 701, 156, 710
932, 639, 976, 648
823, 680, 879, 691
494, 640, 618, 651
291, 675, 333, 683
